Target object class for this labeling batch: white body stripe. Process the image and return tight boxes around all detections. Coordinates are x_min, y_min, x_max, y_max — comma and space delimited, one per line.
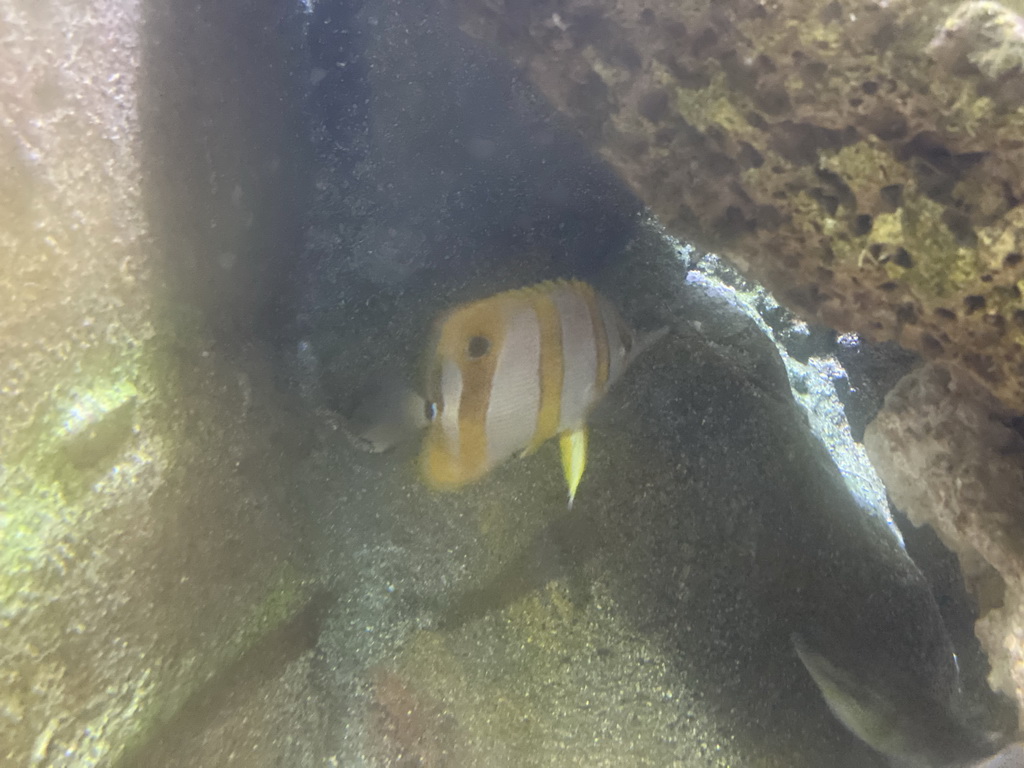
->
598, 296, 628, 387
439, 357, 463, 454
553, 286, 597, 431
484, 304, 542, 466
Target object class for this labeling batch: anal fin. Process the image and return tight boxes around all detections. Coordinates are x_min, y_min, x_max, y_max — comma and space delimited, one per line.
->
559, 427, 588, 510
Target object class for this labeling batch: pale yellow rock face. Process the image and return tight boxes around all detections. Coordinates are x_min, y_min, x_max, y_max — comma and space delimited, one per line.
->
0, 2, 308, 765
865, 362, 1024, 724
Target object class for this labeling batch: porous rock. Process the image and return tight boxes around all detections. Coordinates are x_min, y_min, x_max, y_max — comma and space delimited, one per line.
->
452, 0, 1024, 413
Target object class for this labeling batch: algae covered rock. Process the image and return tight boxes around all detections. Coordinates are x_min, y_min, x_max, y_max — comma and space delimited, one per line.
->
451, 0, 1024, 414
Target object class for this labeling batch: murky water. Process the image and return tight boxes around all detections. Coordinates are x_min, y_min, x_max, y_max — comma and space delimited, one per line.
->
3, 0, 1022, 766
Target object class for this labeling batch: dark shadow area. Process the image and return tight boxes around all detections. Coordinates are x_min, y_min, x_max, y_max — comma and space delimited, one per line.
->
895, 506, 1020, 738
297, 0, 642, 308
139, 0, 312, 345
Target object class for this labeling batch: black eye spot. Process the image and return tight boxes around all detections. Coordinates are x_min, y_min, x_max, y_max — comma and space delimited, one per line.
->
467, 335, 490, 359
425, 400, 437, 422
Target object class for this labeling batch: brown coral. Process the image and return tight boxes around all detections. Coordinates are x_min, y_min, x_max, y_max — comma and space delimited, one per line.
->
454, 0, 1024, 412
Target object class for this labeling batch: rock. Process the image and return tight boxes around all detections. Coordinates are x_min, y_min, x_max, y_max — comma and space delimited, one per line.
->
833, 335, 920, 442
681, 254, 896, 520
0, 1, 315, 764
447, 0, 1024, 736
6, 0, 1012, 764
118, 595, 337, 768
450, 0, 1024, 415
290, 7, 1003, 763
865, 361, 1024, 725
304, 218, 992, 765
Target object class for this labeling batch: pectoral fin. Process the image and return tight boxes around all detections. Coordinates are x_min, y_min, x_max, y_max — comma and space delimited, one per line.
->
559, 427, 588, 510
627, 325, 670, 367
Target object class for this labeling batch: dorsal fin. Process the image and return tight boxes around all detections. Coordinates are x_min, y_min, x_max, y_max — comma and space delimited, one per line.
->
493, 278, 591, 303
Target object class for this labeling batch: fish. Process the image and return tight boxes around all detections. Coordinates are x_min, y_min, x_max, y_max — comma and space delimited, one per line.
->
343, 375, 430, 454
419, 279, 666, 507
792, 633, 1023, 768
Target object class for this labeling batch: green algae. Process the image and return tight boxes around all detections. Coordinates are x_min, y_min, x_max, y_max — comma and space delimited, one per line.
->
2, 373, 146, 601
1, 326, 311, 766
670, 71, 757, 139
1, 353, 151, 610
820, 141, 908, 194
898, 194, 983, 298
0, 473, 68, 619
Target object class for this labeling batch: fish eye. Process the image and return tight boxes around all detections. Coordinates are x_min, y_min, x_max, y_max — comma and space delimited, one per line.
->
425, 400, 438, 422
467, 335, 490, 359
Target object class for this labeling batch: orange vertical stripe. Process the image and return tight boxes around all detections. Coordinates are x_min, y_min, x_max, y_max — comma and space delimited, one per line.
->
455, 305, 504, 484
421, 295, 506, 488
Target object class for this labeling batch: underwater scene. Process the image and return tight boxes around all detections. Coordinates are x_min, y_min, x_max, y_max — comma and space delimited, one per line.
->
3, 0, 1024, 765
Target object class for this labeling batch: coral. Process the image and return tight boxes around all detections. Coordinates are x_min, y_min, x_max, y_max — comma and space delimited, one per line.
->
453, 0, 1024, 413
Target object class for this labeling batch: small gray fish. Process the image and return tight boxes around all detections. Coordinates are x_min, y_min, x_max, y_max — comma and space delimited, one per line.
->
343, 378, 429, 454
792, 634, 1021, 768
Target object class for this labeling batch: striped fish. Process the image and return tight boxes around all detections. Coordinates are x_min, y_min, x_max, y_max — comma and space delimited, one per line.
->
420, 280, 666, 507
